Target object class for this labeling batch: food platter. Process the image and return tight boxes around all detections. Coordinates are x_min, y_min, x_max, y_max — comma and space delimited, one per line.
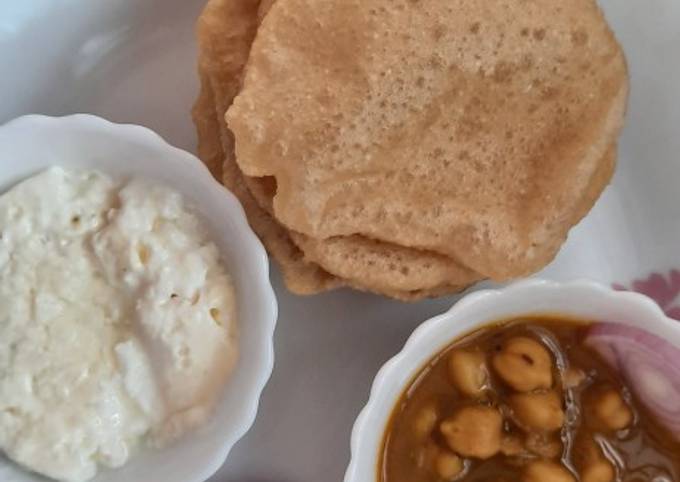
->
0, 0, 678, 481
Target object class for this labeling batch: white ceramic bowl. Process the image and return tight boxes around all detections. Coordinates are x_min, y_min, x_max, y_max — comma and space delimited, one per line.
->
0, 115, 278, 482
344, 279, 680, 482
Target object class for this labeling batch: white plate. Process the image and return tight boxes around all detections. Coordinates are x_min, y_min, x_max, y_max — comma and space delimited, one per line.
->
1, 1, 679, 481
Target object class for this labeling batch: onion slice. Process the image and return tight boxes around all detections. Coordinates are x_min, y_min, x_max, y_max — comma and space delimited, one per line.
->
585, 322, 680, 441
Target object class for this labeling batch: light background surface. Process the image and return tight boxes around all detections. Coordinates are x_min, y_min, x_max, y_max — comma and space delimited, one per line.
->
0, 1, 679, 481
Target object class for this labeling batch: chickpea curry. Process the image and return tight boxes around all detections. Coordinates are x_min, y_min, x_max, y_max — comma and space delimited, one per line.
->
380, 318, 680, 482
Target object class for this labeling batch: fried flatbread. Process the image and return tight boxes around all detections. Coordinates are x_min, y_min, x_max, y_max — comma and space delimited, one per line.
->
197, 0, 481, 296
227, 0, 628, 280
198, 71, 474, 299
193, 0, 340, 294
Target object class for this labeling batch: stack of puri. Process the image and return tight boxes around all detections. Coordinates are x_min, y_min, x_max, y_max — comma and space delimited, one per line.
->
192, 0, 628, 301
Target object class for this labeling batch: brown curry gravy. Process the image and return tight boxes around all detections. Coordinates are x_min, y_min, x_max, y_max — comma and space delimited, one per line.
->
380, 318, 680, 482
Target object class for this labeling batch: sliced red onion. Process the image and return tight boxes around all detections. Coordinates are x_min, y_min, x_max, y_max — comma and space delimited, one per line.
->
585, 322, 680, 441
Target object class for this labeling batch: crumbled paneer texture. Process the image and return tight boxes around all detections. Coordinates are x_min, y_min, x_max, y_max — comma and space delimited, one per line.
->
0, 167, 237, 482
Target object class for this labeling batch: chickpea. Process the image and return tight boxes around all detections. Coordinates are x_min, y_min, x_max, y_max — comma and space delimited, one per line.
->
593, 389, 633, 431
417, 441, 465, 479
500, 434, 525, 457
440, 406, 502, 459
413, 402, 439, 440
526, 432, 562, 459
492, 337, 553, 392
434, 451, 464, 480
416, 441, 440, 470
577, 437, 616, 482
581, 460, 615, 482
523, 460, 576, 482
510, 390, 565, 432
448, 349, 488, 398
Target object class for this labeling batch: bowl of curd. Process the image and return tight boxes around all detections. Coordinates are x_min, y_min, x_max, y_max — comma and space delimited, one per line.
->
0, 114, 277, 482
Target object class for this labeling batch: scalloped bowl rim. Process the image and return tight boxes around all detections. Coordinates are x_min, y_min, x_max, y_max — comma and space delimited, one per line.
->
0, 114, 278, 482
344, 278, 680, 482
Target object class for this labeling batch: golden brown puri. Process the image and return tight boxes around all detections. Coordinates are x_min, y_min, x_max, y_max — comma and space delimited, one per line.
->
292, 234, 481, 293
192, 69, 223, 180
195, 70, 341, 294
227, 0, 628, 281
195, 0, 482, 298
256, 0, 276, 22
195, 7, 470, 298
193, 0, 339, 294
240, 166, 481, 292
202, 70, 473, 300
196, 0, 257, 164
249, 0, 484, 294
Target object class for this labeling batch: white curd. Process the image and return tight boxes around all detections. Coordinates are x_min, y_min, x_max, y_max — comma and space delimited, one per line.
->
0, 167, 237, 482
